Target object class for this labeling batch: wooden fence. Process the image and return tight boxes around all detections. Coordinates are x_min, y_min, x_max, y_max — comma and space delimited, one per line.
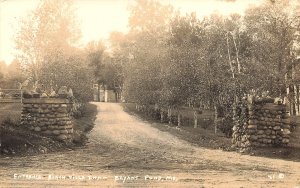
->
0, 89, 23, 103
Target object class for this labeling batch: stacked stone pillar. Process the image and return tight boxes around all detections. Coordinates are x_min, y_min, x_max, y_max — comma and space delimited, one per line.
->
232, 98, 291, 150
21, 98, 74, 141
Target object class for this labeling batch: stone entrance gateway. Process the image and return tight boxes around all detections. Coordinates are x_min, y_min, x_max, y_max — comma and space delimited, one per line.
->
232, 98, 291, 150
21, 98, 74, 141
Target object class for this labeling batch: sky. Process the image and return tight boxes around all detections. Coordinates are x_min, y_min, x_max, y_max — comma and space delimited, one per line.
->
0, 0, 263, 65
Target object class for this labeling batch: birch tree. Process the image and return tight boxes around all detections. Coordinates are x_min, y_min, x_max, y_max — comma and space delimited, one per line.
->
15, 0, 81, 83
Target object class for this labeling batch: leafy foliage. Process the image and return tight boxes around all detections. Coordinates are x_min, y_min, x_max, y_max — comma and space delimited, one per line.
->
15, 0, 93, 102
112, 0, 300, 119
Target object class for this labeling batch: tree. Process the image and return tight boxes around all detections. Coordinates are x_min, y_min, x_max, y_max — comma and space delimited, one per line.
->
122, 0, 174, 105
14, 0, 94, 102
0, 59, 25, 89
39, 48, 94, 102
244, 0, 300, 114
108, 32, 133, 101
5, 59, 25, 89
86, 41, 107, 102
116, 0, 300, 132
0, 61, 7, 85
15, 0, 81, 83
128, 0, 174, 34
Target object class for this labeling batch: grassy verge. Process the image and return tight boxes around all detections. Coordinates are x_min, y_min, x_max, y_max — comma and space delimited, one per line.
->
121, 103, 232, 150
0, 102, 97, 156
72, 103, 98, 145
0, 103, 22, 124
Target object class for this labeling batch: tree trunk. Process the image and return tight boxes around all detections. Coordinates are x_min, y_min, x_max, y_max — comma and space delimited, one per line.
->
286, 86, 293, 115
154, 104, 159, 120
298, 85, 300, 116
154, 104, 158, 111
226, 32, 235, 79
115, 91, 118, 102
214, 105, 218, 134
294, 85, 299, 115
97, 83, 101, 102
177, 109, 181, 127
167, 106, 172, 125
193, 110, 198, 128
286, 59, 292, 115
232, 32, 241, 74
160, 109, 164, 123
292, 64, 299, 115
104, 85, 108, 102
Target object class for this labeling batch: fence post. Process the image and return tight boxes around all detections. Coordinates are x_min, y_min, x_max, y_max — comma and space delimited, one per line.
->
214, 105, 218, 134
194, 110, 198, 128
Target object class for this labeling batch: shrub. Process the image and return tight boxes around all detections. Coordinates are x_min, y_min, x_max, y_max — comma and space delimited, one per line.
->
217, 115, 233, 137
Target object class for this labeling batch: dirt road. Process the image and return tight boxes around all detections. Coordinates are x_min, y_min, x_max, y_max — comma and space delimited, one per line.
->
1, 102, 300, 187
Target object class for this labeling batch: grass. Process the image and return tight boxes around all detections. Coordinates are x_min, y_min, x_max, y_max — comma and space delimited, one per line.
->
72, 103, 98, 144
0, 103, 22, 124
122, 103, 232, 150
124, 103, 215, 129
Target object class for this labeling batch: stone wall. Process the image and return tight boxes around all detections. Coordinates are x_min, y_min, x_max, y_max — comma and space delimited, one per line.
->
21, 98, 74, 141
232, 99, 291, 150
